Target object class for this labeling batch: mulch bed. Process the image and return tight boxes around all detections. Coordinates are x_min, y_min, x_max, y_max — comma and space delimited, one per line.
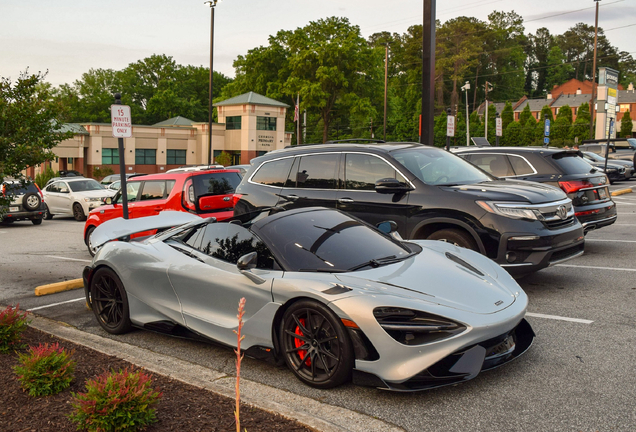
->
0, 327, 312, 432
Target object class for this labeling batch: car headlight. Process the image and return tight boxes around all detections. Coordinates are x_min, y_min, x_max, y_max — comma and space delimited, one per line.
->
373, 307, 466, 345
84, 197, 101, 202
476, 201, 541, 220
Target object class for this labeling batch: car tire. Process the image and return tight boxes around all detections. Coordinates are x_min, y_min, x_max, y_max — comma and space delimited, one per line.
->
279, 300, 354, 389
427, 228, 478, 251
85, 226, 97, 257
90, 267, 132, 335
31, 219, 42, 225
73, 203, 86, 221
43, 204, 53, 220
22, 193, 41, 211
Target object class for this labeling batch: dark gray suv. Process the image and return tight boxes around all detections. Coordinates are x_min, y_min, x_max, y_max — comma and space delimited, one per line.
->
1, 180, 46, 225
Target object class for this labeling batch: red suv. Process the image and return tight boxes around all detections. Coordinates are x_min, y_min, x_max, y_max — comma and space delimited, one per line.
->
83, 169, 242, 255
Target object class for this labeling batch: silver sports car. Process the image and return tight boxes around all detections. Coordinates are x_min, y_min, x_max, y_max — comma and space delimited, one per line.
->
83, 207, 534, 391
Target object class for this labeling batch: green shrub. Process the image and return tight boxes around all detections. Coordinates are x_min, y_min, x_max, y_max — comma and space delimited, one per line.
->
14, 342, 75, 396
70, 367, 162, 432
215, 151, 232, 166
92, 166, 114, 181
0, 304, 30, 354
34, 167, 58, 189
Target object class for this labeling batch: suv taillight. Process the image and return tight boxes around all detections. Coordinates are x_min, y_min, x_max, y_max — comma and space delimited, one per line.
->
558, 180, 592, 194
182, 179, 196, 212
231, 194, 243, 207
35, 183, 44, 199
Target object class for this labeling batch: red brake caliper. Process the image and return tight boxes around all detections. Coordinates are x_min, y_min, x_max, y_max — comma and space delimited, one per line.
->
294, 318, 311, 366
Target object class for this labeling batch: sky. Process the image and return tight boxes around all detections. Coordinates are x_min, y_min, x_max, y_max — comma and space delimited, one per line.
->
2, 0, 635, 87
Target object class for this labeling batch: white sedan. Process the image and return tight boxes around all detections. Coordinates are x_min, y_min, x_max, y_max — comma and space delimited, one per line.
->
43, 178, 116, 221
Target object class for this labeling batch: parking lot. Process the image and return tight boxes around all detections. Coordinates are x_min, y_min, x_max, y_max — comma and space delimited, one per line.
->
1, 183, 635, 431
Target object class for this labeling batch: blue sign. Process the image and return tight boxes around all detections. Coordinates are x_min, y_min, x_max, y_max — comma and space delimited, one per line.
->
544, 119, 551, 137
544, 137, 550, 145
608, 119, 615, 137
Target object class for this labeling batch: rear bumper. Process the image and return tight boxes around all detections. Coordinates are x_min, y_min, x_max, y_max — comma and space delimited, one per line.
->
1, 204, 45, 221
575, 201, 617, 232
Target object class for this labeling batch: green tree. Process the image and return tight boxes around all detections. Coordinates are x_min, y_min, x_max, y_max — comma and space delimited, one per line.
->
556, 105, 573, 124
519, 104, 532, 125
522, 116, 537, 146
545, 46, 574, 92
524, 28, 555, 96
433, 110, 448, 147
540, 105, 554, 122
215, 151, 232, 166
505, 121, 522, 146
501, 102, 514, 130
552, 116, 571, 141
620, 110, 633, 137
1, 71, 73, 210
572, 102, 591, 143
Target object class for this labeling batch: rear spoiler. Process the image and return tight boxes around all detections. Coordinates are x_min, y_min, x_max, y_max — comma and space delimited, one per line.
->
91, 211, 202, 250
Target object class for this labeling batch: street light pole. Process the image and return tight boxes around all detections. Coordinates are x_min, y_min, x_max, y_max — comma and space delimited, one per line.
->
205, 0, 218, 165
384, 43, 388, 141
461, 81, 471, 146
590, 0, 601, 139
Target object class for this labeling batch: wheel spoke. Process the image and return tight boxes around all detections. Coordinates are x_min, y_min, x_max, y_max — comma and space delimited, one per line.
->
310, 352, 316, 379
296, 352, 311, 372
285, 329, 309, 342
286, 344, 309, 354
318, 353, 332, 375
292, 314, 311, 337
320, 349, 339, 362
314, 315, 326, 337
317, 336, 337, 345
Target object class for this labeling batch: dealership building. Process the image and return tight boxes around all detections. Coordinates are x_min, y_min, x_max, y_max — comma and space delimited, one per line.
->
28, 92, 292, 178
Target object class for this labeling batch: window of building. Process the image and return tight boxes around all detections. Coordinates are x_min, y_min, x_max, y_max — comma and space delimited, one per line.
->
619, 104, 630, 113
135, 149, 156, 165
167, 149, 186, 165
102, 148, 119, 165
574, 107, 578, 115
256, 116, 277, 131
226, 116, 242, 130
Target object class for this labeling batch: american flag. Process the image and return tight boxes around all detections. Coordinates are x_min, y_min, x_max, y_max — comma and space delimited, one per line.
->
293, 94, 299, 122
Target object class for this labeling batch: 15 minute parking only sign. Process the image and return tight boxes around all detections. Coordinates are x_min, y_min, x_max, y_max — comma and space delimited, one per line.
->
111, 104, 132, 138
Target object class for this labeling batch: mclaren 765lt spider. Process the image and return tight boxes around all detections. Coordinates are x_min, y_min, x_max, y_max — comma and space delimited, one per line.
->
84, 207, 534, 391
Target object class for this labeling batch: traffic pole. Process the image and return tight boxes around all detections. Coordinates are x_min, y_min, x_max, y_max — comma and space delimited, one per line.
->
113, 93, 129, 219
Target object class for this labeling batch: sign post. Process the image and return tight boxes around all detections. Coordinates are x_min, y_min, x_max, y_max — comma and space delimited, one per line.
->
604, 117, 614, 173
445, 108, 454, 151
495, 112, 502, 146
111, 94, 132, 219
543, 116, 551, 148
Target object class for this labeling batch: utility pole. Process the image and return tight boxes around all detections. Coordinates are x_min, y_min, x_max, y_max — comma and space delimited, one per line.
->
590, 0, 601, 139
205, 0, 218, 165
420, 0, 436, 145
484, 81, 493, 139
384, 43, 388, 141
461, 81, 471, 145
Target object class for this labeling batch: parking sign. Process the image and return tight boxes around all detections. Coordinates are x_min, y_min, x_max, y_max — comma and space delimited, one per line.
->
495, 118, 502, 137
111, 105, 132, 138
544, 119, 551, 137
446, 115, 455, 137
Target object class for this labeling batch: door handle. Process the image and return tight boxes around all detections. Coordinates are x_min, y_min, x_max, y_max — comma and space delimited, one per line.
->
338, 198, 354, 204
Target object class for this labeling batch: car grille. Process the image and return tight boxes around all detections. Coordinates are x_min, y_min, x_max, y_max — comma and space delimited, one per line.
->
536, 200, 575, 230
544, 214, 575, 229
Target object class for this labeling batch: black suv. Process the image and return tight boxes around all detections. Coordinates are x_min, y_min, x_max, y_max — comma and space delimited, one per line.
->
233, 143, 585, 276
1, 179, 46, 225
453, 147, 617, 232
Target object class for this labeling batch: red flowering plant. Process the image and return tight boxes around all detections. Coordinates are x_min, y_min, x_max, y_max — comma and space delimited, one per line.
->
14, 342, 76, 396
0, 304, 30, 353
69, 367, 162, 432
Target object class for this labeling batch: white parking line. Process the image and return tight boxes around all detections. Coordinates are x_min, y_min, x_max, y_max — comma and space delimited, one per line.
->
613, 224, 636, 226
613, 201, 636, 205
556, 264, 636, 272
585, 239, 636, 243
28, 297, 85, 311
526, 312, 593, 324
44, 255, 92, 263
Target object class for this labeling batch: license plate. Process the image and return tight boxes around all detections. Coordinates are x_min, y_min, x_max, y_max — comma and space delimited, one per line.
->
598, 188, 608, 199
9, 206, 19, 212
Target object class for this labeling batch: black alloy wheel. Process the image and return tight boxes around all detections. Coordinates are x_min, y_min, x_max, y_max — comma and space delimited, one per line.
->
90, 267, 132, 335
73, 203, 86, 221
280, 300, 353, 389
43, 204, 53, 220
85, 226, 97, 257
427, 228, 478, 251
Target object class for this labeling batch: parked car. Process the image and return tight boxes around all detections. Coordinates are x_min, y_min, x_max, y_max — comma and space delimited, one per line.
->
43, 178, 116, 222
453, 146, 617, 233
233, 142, 585, 276
580, 139, 636, 165
100, 173, 145, 186
83, 169, 242, 256
1, 179, 46, 225
165, 164, 224, 173
45, 170, 84, 187
225, 164, 252, 177
84, 207, 534, 391
582, 151, 633, 181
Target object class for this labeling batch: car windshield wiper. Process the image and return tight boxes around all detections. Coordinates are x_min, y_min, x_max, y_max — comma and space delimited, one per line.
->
298, 268, 348, 273
348, 255, 401, 271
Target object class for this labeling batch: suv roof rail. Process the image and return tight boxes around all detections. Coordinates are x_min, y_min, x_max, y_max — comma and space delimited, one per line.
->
325, 138, 387, 144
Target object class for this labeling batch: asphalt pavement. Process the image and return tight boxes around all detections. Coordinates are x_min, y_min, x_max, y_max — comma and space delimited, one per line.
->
1, 184, 635, 432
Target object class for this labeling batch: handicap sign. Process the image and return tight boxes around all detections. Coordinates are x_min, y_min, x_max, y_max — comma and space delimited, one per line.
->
544, 137, 550, 145
544, 119, 551, 137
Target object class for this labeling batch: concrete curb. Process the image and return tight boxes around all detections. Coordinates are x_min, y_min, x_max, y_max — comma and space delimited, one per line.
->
34, 279, 84, 296
29, 315, 404, 432
611, 187, 634, 196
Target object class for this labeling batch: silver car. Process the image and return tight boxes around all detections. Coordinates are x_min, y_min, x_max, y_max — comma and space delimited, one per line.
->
84, 207, 534, 391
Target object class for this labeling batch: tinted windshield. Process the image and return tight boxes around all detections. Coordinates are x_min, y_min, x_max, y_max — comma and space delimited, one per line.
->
253, 209, 413, 272
391, 147, 493, 185
68, 179, 104, 192
3, 182, 38, 196
551, 154, 596, 174
584, 152, 605, 162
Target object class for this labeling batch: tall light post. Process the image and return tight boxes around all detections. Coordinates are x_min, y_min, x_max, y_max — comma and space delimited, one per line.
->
461, 81, 471, 146
590, 0, 601, 139
205, 0, 218, 165
383, 43, 388, 141
420, 0, 436, 145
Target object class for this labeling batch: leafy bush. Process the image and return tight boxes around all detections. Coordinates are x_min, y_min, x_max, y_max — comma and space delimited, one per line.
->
92, 166, 114, 181
0, 304, 30, 354
215, 151, 232, 167
34, 167, 58, 189
70, 367, 162, 432
14, 342, 75, 396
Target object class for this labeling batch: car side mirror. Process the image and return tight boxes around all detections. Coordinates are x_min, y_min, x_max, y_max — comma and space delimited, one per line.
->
376, 220, 403, 241
237, 251, 258, 270
103, 197, 112, 205
375, 178, 413, 194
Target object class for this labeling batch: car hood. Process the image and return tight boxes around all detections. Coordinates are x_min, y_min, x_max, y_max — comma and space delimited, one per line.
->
443, 179, 566, 204
335, 241, 521, 315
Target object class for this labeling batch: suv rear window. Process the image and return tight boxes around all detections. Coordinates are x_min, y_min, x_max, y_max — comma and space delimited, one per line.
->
550, 153, 596, 174
3, 182, 38, 196
192, 172, 242, 197
251, 158, 294, 187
